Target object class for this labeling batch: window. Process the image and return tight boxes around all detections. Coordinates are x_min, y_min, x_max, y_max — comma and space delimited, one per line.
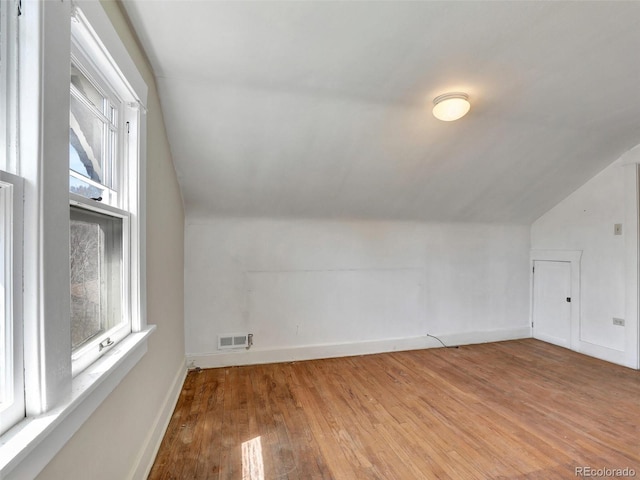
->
68, 36, 135, 374
68, 0, 148, 374
0, 0, 23, 437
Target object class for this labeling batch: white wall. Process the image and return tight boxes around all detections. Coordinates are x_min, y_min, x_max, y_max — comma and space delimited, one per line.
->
531, 158, 638, 368
185, 218, 531, 366
36, 2, 186, 479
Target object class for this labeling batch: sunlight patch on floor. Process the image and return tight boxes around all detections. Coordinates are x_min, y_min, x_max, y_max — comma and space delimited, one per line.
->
242, 436, 264, 480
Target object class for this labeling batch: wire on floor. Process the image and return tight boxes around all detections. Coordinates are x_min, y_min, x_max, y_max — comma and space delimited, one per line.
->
426, 333, 459, 349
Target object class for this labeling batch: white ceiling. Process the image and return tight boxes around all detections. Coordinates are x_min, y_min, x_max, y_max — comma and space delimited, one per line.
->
122, 1, 640, 223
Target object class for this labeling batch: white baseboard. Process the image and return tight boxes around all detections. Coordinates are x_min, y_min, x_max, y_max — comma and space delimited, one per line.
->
128, 358, 187, 480
187, 326, 531, 369
438, 326, 531, 347
533, 332, 570, 349
576, 340, 628, 368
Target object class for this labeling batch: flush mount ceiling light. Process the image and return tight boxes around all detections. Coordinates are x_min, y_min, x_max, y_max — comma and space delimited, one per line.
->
432, 92, 471, 122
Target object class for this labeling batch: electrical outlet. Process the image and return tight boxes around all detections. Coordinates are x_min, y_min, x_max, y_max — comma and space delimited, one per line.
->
613, 317, 625, 326
614, 224, 622, 235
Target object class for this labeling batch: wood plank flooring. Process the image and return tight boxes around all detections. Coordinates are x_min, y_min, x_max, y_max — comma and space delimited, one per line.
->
148, 339, 640, 479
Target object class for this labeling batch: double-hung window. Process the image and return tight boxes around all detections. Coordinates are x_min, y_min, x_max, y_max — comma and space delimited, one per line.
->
0, 0, 23, 436
69, 8, 144, 375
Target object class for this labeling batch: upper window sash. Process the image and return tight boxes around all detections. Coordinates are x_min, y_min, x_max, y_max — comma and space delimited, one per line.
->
69, 43, 125, 208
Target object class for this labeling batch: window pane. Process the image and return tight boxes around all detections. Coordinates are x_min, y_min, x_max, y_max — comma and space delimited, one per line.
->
70, 207, 123, 351
71, 63, 105, 112
69, 172, 104, 200
70, 94, 105, 185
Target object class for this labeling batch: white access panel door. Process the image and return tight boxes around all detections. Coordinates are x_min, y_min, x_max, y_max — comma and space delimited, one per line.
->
532, 260, 572, 348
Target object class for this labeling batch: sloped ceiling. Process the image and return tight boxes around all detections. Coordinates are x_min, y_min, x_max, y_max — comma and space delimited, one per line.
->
122, 1, 640, 223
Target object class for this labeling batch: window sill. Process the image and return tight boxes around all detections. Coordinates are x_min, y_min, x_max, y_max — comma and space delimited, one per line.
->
0, 326, 155, 480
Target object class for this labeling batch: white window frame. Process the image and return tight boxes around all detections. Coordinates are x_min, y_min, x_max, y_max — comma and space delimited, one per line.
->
0, 172, 24, 436
69, 1, 148, 373
0, 1, 153, 478
68, 26, 140, 374
68, 2, 149, 341
0, 0, 23, 438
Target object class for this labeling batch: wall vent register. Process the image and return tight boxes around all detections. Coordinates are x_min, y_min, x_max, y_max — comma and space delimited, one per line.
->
218, 334, 249, 350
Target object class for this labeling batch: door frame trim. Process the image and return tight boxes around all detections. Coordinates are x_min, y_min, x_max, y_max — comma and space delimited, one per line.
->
530, 250, 582, 350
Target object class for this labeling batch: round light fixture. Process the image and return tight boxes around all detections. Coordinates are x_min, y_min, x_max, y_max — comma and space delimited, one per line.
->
432, 92, 470, 122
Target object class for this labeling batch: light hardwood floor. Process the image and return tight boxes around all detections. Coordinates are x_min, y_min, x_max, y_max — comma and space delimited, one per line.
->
149, 339, 640, 479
